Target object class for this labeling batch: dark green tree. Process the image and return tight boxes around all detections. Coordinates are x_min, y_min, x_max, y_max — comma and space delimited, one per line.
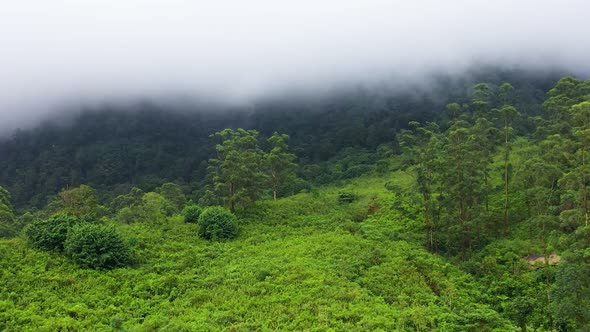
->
0, 185, 17, 237
440, 119, 489, 255
551, 249, 590, 330
398, 121, 442, 251
497, 105, 519, 235
267, 132, 298, 200
110, 187, 144, 212
570, 101, 590, 226
472, 83, 492, 117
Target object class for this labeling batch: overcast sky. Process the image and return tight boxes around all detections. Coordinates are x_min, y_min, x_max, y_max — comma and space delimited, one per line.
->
1, 0, 589, 132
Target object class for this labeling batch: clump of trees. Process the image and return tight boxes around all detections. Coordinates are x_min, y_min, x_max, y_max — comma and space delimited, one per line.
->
395, 77, 590, 330
203, 129, 299, 211
21, 186, 134, 270
25, 212, 132, 269
398, 77, 590, 257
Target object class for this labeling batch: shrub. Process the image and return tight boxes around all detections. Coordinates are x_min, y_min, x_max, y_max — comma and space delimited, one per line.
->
337, 191, 356, 204
24, 213, 78, 251
182, 205, 202, 223
64, 223, 131, 269
198, 206, 238, 240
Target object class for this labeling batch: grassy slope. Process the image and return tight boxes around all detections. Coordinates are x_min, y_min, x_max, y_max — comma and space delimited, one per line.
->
0, 172, 514, 331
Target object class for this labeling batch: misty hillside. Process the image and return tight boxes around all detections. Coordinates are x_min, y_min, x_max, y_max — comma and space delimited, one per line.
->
0, 69, 558, 209
1, 72, 590, 330
3, 1, 590, 331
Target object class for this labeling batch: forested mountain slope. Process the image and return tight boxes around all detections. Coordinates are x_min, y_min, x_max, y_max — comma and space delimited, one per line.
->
0, 69, 557, 209
1, 71, 590, 330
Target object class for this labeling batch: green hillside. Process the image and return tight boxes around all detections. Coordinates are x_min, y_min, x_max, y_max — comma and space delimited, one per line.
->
1, 173, 516, 331
1, 74, 590, 331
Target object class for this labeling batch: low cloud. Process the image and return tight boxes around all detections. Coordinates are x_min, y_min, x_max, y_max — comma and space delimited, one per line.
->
1, 0, 589, 132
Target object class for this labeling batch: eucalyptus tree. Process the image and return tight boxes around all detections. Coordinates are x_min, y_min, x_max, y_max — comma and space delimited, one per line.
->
207, 129, 267, 211
267, 132, 297, 200
398, 121, 442, 251
497, 105, 519, 234
566, 101, 590, 225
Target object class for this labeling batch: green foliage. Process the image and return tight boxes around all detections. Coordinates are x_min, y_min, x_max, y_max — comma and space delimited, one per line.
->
1, 173, 517, 331
110, 187, 144, 212
113, 190, 179, 224
197, 206, 238, 240
64, 223, 132, 269
156, 182, 186, 212
337, 191, 356, 204
6, 73, 590, 330
53, 185, 101, 218
267, 132, 298, 200
24, 213, 79, 251
139, 192, 173, 223
181, 204, 202, 223
116, 207, 136, 224
0, 186, 17, 237
207, 129, 268, 211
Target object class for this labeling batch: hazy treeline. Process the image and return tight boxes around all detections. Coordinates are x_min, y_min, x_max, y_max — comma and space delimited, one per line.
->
0, 69, 558, 209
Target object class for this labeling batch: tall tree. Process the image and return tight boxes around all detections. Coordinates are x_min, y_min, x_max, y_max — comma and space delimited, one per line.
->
267, 132, 297, 200
568, 101, 590, 225
0, 185, 17, 237
472, 83, 492, 117
498, 105, 519, 235
207, 129, 267, 211
398, 121, 442, 251
440, 119, 490, 255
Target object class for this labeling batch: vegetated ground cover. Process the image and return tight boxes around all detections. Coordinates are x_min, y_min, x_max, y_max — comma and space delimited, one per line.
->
0, 172, 514, 331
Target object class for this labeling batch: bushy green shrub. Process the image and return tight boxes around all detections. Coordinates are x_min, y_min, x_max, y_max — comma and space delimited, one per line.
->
337, 191, 356, 204
182, 205, 202, 223
198, 206, 238, 240
64, 223, 131, 269
24, 213, 78, 251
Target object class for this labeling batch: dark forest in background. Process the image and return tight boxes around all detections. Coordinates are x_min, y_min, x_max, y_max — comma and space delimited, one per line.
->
0, 68, 559, 210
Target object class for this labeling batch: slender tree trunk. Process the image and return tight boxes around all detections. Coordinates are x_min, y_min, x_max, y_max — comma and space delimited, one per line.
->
503, 121, 510, 237
459, 198, 466, 258
583, 147, 588, 226
229, 182, 235, 212
271, 169, 278, 201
